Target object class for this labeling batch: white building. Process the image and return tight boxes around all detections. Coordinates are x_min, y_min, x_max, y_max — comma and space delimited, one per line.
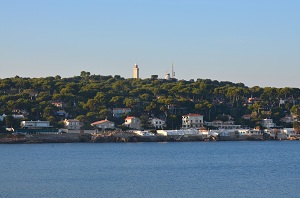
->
182, 114, 203, 129
156, 129, 199, 137
261, 119, 276, 128
20, 120, 51, 128
112, 108, 131, 118
280, 115, 297, 123
133, 64, 139, 79
165, 72, 170, 80
149, 118, 166, 129
0, 114, 6, 121
123, 116, 141, 130
134, 131, 156, 137
63, 119, 81, 130
91, 119, 115, 130
204, 120, 242, 129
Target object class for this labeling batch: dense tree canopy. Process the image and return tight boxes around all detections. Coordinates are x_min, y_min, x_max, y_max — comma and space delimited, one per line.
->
0, 71, 299, 130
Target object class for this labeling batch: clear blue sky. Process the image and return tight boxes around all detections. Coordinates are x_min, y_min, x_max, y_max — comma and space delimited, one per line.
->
1, 0, 299, 88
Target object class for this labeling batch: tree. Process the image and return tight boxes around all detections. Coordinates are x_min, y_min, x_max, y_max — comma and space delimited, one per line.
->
5, 116, 20, 129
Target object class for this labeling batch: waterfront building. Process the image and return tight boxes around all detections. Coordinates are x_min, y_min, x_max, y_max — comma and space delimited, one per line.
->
123, 116, 141, 130
91, 119, 115, 130
63, 119, 81, 130
204, 120, 242, 129
21, 120, 51, 128
16, 120, 59, 134
134, 131, 156, 137
182, 114, 203, 129
149, 118, 166, 129
261, 118, 276, 128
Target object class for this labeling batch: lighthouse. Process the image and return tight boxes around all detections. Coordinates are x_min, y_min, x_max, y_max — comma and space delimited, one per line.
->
133, 64, 139, 79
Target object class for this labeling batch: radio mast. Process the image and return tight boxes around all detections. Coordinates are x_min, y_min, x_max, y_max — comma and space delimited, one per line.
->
171, 62, 175, 78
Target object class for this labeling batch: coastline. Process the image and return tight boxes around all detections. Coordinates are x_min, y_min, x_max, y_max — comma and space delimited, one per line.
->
1, 132, 299, 144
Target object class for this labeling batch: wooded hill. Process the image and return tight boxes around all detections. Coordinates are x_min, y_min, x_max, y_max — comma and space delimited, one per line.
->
1, 71, 300, 131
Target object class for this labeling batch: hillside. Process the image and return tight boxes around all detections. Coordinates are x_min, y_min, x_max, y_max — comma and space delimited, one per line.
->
1, 71, 300, 131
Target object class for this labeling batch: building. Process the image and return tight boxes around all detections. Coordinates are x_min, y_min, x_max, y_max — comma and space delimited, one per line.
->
21, 120, 51, 128
246, 97, 264, 106
204, 120, 242, 129
16, 120, 59, 134
261, 118, 276, 128
280, 114, 297, 123
112, 108, 131, 118
134, 131, 156, 137
182, 114, 203, 129
51, 101, 65, 109
56, 110, 68, 117
165, 72, 170, 80
133, 64, 139, 79
123, 116, 141, 130
12, 114, 25, 119
242, 114, 251, 120
149, 118, 166, 129
91, 119, 115, 130
0, 114, 6, 121
63, 119, 81, 130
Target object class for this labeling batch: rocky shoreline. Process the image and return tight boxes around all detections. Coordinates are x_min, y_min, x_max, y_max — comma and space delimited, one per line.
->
1, 132, 299, 144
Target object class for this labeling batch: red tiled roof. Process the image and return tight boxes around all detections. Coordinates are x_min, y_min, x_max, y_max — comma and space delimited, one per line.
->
126, 116, 135, 119
183, 113, 202, 117
91, 120, 114, 125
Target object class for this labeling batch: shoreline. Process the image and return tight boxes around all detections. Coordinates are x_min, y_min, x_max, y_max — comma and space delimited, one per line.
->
1, 132, 299, 144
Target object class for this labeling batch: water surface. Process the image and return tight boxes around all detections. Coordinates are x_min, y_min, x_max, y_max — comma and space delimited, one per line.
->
1, 141, 300, 198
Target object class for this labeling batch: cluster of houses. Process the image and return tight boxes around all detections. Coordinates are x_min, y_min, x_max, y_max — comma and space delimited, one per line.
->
9, 109, 299, 141
2, 96, 300, 141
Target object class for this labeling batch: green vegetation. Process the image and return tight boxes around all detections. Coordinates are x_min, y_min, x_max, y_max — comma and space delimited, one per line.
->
0, 72, 299, 130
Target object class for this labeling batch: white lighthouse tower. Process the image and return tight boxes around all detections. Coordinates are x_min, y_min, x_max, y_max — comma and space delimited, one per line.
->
133, 64, 139, 79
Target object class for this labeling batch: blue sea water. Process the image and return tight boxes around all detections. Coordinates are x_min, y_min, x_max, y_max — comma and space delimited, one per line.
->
1, 141, 300, 198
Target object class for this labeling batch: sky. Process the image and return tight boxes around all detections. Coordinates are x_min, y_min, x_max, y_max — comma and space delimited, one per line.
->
1, 0, 299, 88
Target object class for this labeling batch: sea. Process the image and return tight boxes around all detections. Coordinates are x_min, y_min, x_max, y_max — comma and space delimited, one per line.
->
1, 141, 300, 198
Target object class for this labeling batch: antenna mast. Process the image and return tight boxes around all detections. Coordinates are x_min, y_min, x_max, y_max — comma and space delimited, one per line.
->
171, 62, 175, 78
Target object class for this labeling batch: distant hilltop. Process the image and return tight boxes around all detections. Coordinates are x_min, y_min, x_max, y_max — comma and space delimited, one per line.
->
0, 72, 300, 134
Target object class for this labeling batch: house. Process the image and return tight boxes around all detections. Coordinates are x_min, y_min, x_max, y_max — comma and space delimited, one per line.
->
91, 119, 115, 130
51, 101, 65, 109
63, 119, 81, 130
280, 115, 296, 123
261, 119, 276, 128
182, 114, 203, 129
242, 114, 251, 120
246, 97, 264, 105
149, 118, 166, 129
112, 108, 131, 118
123, 116, 141, 130
12, 114, 25, 119
56, 110, 68, 117
12, 109, 29, 115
